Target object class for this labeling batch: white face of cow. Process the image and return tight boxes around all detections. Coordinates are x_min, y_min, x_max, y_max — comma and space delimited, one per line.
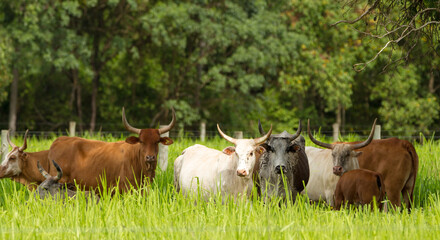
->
0, 147, 24, 177
223, 139, 263, 178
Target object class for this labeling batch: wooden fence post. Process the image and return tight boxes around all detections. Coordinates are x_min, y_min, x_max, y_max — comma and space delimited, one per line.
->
234, 131, 243, 139
1, 130, 8, 163
69, 121, 76, 137
158, 125, 169, 171
332, 123, 339, 142
373, 125, 381, 140
200, 122, 206, 142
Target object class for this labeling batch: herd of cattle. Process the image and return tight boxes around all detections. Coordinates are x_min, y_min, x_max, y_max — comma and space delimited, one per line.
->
0, 108, 418, 210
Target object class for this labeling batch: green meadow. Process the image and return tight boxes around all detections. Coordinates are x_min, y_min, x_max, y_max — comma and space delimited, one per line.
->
0, 133, 439, 239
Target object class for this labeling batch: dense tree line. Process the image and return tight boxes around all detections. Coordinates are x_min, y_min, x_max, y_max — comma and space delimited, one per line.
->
0, 0, 439, 137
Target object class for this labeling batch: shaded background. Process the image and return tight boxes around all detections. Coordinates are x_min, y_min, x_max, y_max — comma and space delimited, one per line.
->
0, 0, 439, 139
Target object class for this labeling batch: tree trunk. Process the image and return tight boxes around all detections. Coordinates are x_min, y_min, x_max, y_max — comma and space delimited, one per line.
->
8, 68, 19, 135
336, 103, 342, 126
429, 64, 435, 94
90, 26, 101, 133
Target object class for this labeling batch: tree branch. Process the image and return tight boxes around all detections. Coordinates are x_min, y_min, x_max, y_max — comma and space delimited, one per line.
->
331, 0, 379, 26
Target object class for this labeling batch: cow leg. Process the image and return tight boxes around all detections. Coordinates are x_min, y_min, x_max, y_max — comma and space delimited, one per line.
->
401, 174, 415, 209
385, 190, 401, 209
325, 190, 334, 207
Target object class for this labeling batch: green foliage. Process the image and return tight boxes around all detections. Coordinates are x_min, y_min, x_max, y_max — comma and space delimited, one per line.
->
371, 65, 440, 135
0, 0, 439, 137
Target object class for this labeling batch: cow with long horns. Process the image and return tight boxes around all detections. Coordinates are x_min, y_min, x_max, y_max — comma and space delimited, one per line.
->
258, 120, 309, 203
304, 119, 377, 206
174, 124, 272, 200
36, 160, 99, 202
0, 130, 51, 189
47, 107, 176, 192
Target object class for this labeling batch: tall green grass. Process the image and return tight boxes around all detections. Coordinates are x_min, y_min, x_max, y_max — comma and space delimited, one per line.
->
0, 134, 439, 239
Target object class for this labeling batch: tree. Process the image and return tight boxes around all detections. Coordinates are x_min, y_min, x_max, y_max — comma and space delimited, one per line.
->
333, 0, 440, 71
141, 0, 302, 132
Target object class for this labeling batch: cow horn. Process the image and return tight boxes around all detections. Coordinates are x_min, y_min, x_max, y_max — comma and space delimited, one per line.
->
122, 107, 141, 134
351, 118, 377, 150
158, 107, 176, 135
51, 160, 63, 181
19, 129, 29, 152
258, 119, 265, 135
307, 119, 333, 149
254, 124, 273, 145
290, 120, 302, 140
217, 124, 237, 145
6, 130, 17, 149
37, 161, 51, 179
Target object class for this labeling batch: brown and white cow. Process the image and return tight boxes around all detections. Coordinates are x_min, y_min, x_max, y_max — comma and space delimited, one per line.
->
47, 107, 175, 192
0, 130, 51, 189
347, 138, 418, 209
36, 160, 99, 202
174, 124, 272, 200
334, 169, 386, 211
304, 119, 376, 206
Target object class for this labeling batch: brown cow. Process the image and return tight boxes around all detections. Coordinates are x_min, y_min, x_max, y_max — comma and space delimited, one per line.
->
334, 169, 386, 211
351, 138, 418, 209
0, 130, 51, 189
47, 107, 175, 192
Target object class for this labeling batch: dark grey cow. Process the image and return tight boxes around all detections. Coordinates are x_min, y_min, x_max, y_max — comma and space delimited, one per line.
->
36, 160, 98, 202
258, 120, 309, 202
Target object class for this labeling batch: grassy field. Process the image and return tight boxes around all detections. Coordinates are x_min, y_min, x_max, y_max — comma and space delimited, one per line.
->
0, 133, 439, 239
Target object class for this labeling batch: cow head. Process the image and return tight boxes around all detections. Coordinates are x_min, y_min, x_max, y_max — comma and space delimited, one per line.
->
217, 124, 272, 178
36, 160, 64, 199
122, 107, 175, 164
307, 119, 377, 176
258, 121, 305, 199
0, 130, 29, 178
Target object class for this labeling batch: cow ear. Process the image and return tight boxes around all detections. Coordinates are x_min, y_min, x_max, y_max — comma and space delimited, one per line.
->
125, 136, 140, 144
21, 152, 28, 160
354, 151, 363, 157
257, 146, 266, 154
222, 146, 236, 155
260, 143, 269, 151
160, 137, 173, 145
288, 144, 301, 153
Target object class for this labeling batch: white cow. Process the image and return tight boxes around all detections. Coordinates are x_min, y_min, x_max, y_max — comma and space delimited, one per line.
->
304, 119, 376, 206
174, 124, 272, 201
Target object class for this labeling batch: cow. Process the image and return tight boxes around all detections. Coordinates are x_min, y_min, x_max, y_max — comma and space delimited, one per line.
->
47, 107, 175, 192
334, 169, 386, 211
347, 138, 418, 209
0, 130, 51, 189
173, 124, 273, 201
36, 160, 99, 202
258, 120, 309, 203
304, 119, 376, 207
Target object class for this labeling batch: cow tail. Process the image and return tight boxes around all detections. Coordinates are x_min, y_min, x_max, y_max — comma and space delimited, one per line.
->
404, 141, 419, 204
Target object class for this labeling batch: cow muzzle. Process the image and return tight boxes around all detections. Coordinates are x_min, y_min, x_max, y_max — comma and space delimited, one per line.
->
145, 155, 156, 162
236, 169, 248, 177
333, 166, 344, 176
274, 165, 287, 175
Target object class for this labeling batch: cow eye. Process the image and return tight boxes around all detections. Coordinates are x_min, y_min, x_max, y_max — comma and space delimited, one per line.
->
250, 152, 253, 156
9, 156, 16, 160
